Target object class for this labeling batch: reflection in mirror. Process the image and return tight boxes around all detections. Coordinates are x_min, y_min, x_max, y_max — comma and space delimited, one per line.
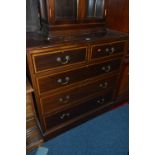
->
96, 0, 104, 18
86, 0, 105, 18
86, 0, 96, 17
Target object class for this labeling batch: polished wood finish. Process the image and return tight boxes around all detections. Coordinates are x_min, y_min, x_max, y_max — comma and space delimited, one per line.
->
39, 0, 106, 32
27, 29, 127, 49
118, 64, 129, 95
41, 76, 117, 115
105, 0, 129, 102
26, 0, 129, 141
27, 29, 128, 139
106, 0, 129, 33
37, 58, 121, 94
91, 41, 124, 59
33, 47, 87, 73
54, 0, 77, 21
44, 91, 113, 130
117, 53, 129, 102
43, 100, 118, 140
26, 78, 43, 152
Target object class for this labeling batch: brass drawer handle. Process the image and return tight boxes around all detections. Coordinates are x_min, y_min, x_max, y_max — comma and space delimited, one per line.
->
105, 48, 109, 52
99, 81, 108, 89
57, 76, 70, 85
60, 113, 70, 119
97, 47, 115, 54
109, 47, 115, 54
102, 65, 111, 72
97, 48, 109, 52
59, 95, 70, 103
56, 55, 70, 65
97, 48, 102, 52
96, 98, 105, 104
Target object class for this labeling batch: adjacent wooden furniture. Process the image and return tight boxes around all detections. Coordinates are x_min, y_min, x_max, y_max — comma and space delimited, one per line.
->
27, 28, 128, 140
106, 0, 129, 102
106, 0, 129, 33
26, 78, 43, 152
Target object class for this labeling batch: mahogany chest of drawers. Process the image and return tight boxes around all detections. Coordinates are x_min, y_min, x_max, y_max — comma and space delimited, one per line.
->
27, 29, 128, 140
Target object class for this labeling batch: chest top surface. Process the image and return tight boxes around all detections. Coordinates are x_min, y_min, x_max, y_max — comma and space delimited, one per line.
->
26, 29, 128, 51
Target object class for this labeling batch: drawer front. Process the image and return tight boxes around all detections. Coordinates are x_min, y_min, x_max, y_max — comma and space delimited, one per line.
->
44, 91, 113, 130
33, 47, 87, 73
38, 59, 121, 94
41, 76, 117, 114
91, 42, 125, 60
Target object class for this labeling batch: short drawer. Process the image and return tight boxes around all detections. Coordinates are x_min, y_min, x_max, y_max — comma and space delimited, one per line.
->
41, 76, 117, 114
32, 47, 87, 73
44, 91, 113, 130
37, 58, 122, 94
91, 41, 125, 60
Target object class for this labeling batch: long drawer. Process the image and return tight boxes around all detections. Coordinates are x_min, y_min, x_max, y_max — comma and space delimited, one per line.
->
37, 58, 122, 94
44, 91, 113, 130
32, 47, 87, 73
41, 76, 117, 115
91, 41, 125, 60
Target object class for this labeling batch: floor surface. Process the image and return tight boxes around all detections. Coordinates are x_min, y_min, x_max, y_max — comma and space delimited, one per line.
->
27, 104, 129, 155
